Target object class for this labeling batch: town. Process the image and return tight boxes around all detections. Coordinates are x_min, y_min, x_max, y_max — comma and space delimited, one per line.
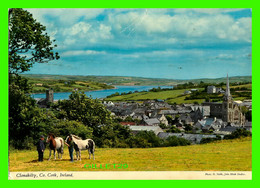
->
36, 74, 252, 145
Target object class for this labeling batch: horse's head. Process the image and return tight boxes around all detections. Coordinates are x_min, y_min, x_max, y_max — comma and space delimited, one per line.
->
46, 133, 55, 143
65, 135, 73, 143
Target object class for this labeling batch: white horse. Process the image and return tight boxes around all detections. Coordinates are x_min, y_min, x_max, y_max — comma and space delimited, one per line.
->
65, 134, 95, 160
46, 133, 64, 160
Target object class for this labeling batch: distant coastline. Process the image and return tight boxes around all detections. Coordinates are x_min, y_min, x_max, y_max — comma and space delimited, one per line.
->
22, 74, 252, 87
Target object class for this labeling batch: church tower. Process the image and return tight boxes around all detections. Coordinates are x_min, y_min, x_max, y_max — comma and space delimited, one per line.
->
46, 88, 54, 103
222, 73, 233, 123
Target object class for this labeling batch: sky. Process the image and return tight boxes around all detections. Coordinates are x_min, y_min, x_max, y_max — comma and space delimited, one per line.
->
24, 8, 252, 79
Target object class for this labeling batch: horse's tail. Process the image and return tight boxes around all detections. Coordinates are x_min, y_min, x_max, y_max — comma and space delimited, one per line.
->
88, 139, 95, 154
60, 138, 64, 154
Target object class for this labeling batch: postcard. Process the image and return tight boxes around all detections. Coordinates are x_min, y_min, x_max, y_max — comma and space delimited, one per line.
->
8, 8, 252, 180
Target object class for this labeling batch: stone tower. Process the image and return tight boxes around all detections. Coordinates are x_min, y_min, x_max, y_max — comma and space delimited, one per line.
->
46, 89, 54, 103
222, 73, 233, 123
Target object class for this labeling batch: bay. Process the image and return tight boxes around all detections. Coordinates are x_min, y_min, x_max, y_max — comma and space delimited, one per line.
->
31, 85, 173, 100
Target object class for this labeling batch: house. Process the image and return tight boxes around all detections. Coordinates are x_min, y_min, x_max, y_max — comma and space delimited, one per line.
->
244, 121, 252, 132
106, 101, 115, 106
239, 100, 252, 110
190, 106, 210, 116
35, 83, 43, 86
133, 107, 147, 116
157, 114, 169, 126
132, 115, 143, 120
194, 118, 223, 133
120, 122, 136, 126
179, 114, 193, 125
207, 86, 216, 93
190, 105, 210, 122
184, 90, 192, 95
143, 118, 160, 126
150, 102, 172, 110
158, 110, 178, 116
216, 88, 225, 93
175, 120, 184, 128
128, 125, 163, 136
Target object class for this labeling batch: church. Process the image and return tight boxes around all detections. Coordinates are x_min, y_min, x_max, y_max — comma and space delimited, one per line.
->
202, 74, 246, 126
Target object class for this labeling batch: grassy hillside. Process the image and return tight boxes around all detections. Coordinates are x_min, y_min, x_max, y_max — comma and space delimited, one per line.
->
22, 74, 252, 86
105, 88, 205, 104
9, 137, 251, 171
24, 77, 114, 93
105, 83, 252, 104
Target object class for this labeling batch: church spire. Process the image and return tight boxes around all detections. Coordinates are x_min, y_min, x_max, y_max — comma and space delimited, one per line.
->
225, 73, 231, 99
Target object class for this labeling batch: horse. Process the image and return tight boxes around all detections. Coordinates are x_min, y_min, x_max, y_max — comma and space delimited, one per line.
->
65, 134, 95, 160
46, 133, 64, 160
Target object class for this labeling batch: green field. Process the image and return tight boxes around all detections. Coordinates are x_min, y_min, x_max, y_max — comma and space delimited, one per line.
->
105, 88, 206, 104
24, 77, 114, 93
9, 137, 251, 171
105, 83, 252, 104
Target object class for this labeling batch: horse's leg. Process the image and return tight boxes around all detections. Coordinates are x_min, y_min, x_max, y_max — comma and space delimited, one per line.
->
54, 150, 56, 160
92, 150, 95, 160
88, 149, 91, 159
60, 150, 63, 159
76, 151, 78, 160
48, 149, 51, 160
79, 150, 81, 161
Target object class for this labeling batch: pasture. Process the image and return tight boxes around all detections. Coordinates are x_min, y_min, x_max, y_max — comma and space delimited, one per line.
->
106, 88, 205, 104
9, 137, 251, 171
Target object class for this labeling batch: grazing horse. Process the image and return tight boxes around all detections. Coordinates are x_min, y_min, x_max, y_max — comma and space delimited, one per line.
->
46, 133, 64, 160
65, 135, 95, 160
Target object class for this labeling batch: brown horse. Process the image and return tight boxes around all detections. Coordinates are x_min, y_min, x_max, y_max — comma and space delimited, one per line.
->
46, 133, 64, 160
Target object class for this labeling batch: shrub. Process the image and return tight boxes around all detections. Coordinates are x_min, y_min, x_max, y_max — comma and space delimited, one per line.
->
126, 137, 152, 148
135, 131, 163, 147
166, 126, 181, 133
200, 135, 221, 144
164, 136, 191, 147
224, 128, 251, 140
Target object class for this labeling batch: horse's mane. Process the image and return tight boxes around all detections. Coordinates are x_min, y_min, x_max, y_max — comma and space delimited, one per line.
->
49, 133, 55, 138
71, 134, 82, 140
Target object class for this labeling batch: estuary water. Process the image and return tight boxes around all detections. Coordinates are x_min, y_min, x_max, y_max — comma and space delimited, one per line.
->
31, 85, 173, 100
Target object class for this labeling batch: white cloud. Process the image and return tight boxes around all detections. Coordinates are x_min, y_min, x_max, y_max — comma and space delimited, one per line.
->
61, 22, 113, 45
109, 11, 251, 44
97, 24, 113, 40
63, 22, 92, 36
62, 50, 106, 57
26, 8, 105, 25
216, 54, 234, 59
25, 8, 251, 59
174, 8, 246, 15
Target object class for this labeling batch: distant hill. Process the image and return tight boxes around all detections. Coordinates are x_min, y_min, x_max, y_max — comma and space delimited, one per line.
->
22, 74, 252, 86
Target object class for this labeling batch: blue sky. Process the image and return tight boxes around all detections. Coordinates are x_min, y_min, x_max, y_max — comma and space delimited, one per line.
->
25, 8, 252, 79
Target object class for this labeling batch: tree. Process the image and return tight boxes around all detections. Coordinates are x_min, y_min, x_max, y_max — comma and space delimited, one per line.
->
166, 126, 181, 133
184, 124, 193, 132
224, 128, 251, 139
164, 136, 191, 147
159, 123, 167, 129
54, 120, 93, 140
8, 9, 59, 149
9, 84, 44, 149
165, 115, 173, 125
53, 91, 113, 129
135, 131, 163, 147
9, 8, 59, 76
